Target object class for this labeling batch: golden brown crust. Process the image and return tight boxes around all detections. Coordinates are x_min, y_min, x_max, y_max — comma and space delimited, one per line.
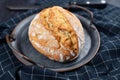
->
28, 6, 84, 62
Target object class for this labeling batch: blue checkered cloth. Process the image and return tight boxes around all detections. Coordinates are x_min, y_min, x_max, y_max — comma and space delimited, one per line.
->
0, 1, 120, 80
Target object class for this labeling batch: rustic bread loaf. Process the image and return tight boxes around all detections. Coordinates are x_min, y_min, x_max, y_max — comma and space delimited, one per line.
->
28, 6, 84, 62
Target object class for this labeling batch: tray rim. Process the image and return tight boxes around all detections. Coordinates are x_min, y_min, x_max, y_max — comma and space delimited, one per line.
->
6, 13, 100, 72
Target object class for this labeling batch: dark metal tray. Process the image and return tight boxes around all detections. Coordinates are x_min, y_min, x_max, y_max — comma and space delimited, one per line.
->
6, 5, 100, 72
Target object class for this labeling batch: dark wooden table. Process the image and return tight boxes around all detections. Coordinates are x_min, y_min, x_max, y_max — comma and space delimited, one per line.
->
0, 0, 120, 23
0, 0, 34, 23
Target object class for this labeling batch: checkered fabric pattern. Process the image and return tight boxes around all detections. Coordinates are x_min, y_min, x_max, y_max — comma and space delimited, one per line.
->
0, 0, 120, 80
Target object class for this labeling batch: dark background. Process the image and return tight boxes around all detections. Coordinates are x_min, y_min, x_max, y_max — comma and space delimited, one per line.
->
0, 0, 120, 23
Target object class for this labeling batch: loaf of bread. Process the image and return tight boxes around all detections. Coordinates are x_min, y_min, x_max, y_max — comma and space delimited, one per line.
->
28, 6, 84, 62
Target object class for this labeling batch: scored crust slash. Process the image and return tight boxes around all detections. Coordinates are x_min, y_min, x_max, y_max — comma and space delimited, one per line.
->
28, 6, 84, 62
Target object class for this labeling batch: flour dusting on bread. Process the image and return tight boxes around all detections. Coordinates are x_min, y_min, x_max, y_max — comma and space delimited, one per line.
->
28, 6, 84, 62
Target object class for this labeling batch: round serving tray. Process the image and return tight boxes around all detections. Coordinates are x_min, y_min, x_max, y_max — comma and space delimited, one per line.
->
6, 13, 100, 72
